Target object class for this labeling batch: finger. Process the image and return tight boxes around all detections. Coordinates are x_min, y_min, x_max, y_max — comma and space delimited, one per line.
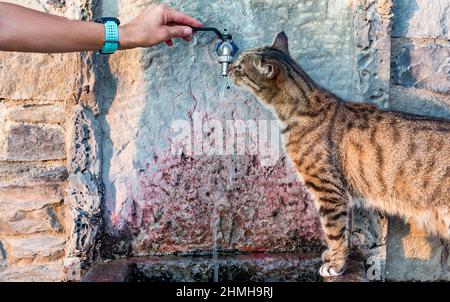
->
183, 35, 193, 42
165, 39, 174, 47
165, 25, 193, 39
166, 8, 202, 28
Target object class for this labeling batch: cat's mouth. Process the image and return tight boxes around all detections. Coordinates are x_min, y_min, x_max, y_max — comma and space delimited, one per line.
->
227, 65, 243, 87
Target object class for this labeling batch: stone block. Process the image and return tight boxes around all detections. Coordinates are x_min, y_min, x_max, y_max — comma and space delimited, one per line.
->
389, 85, 450, 119
0, 262, 64, 282
0, 207, 62, 235
0, 185, 65, 235
100, 0, 355, 256
392, 40, 450, 94
0, 161, 68, 187
2, 236, 66, 264
7, 105, 66, 124
0, 0, 91, 101
385, 218, 450, 281
0, 124, 65, 161
392, 0, 450, 39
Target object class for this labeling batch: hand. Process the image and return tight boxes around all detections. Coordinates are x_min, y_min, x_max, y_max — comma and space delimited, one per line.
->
119, 4, 202, 49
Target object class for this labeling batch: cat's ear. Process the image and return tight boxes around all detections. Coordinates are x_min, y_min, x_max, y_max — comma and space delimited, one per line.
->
257, 58, 279, 79
272, 31, 290, 54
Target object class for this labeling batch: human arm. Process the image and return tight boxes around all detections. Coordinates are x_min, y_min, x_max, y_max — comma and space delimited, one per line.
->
0, 2, 202, 52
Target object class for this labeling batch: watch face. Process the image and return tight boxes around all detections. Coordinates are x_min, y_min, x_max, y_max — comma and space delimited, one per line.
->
95, 17, 120, 25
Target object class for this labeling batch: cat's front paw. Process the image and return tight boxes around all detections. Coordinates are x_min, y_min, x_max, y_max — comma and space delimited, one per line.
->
319, 260, 345, 277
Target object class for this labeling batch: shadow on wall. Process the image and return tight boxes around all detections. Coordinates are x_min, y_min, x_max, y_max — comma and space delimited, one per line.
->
386, 219, 450, 281
92, 0, 120, 255
391, 0, 418, 38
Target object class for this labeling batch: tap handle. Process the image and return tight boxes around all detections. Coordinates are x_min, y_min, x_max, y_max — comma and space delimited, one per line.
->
191, 27, 232, 41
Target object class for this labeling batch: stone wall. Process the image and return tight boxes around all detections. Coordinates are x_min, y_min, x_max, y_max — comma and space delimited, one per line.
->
0, 0, 449, 282
385, 0, 450, 281
0, 0, 97, 281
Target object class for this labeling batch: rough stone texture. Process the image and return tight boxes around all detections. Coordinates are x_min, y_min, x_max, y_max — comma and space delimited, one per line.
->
0, 161, 67, 187
389, 85, 450, 119
0, 207, 63, 235
0, 124, 66, 161
100, 0, 359, 256
0, 185, 64, 235
0, 0, 93, 101
391, 39, 450, 94
0, 0, 449, 282
7, 104, 66, 125
351, 208, 388, 281
0, 0, 95, 282
0, 242, 6, 272
64, 104, 103, 279
354, 0, 393, 108
127, 156, 323, 255
2, 236, 66, 264
392, 0, 450, 39
0, 262, 64, 282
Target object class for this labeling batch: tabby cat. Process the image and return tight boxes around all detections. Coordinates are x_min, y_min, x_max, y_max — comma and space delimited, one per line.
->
229, 32, 450, 277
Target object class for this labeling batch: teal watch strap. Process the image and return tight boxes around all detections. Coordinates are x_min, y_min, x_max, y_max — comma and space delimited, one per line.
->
95, 17, 120, 54
101, 21, 119, 54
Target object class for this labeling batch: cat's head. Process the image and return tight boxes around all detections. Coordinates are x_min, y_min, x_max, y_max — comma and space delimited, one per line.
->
229, 31, 292, 104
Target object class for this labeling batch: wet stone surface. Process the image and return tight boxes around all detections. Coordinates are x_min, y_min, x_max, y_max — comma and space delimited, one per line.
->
83, 253, 323, 282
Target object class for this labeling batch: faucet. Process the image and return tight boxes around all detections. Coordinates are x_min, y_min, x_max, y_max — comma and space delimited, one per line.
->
191, 27, 239, 76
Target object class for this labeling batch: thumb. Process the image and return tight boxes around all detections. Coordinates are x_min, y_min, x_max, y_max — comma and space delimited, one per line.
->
165, 25, 193, 39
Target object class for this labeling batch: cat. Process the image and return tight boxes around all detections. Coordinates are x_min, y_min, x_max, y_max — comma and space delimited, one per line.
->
228, 32, 450, 277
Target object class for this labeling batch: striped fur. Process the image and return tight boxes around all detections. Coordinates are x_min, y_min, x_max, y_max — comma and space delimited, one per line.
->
229, 32, 450, 277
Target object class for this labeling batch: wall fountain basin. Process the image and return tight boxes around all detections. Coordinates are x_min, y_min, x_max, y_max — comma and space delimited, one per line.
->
81, 252, 367, 282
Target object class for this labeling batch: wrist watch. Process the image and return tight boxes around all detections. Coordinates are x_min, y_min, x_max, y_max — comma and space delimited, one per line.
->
94, 17, 120, 54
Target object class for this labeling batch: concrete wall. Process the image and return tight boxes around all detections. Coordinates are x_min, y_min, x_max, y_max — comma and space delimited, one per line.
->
0, 0, 449, 281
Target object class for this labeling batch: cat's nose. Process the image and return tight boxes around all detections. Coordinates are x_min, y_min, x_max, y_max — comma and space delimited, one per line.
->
228, 64, 241, 74
228, 64, 237, 76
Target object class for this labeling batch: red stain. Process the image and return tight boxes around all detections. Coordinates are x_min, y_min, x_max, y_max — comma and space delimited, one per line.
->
106, 151, 323, 255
